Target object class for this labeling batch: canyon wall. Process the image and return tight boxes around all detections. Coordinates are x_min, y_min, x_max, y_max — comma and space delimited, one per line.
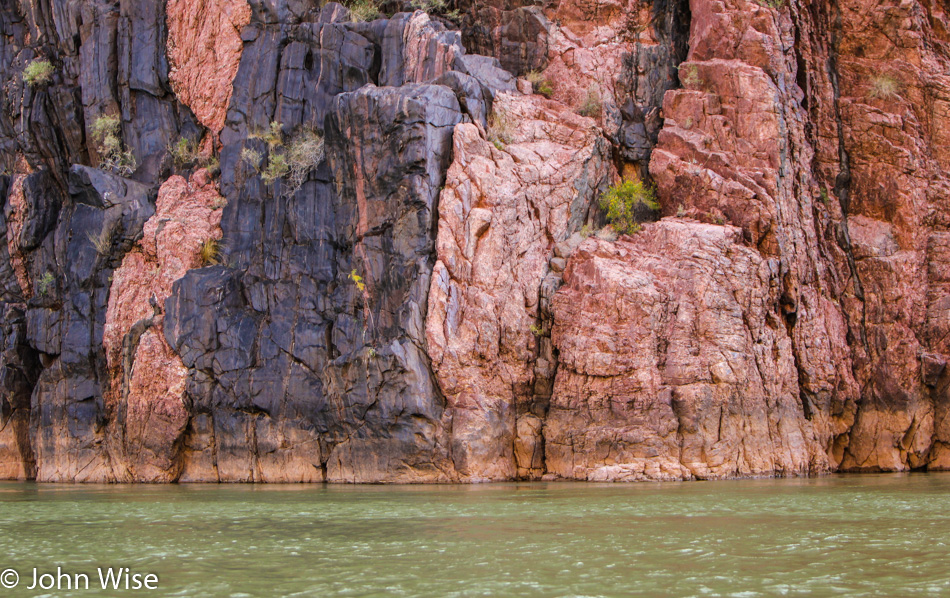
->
0, 0, 947, 482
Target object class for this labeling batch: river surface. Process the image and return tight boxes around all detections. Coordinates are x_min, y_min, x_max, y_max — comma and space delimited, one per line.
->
0, 474, 948, 597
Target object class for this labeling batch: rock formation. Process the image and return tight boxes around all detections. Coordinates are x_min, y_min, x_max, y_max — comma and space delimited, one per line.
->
0, 0, 948, 482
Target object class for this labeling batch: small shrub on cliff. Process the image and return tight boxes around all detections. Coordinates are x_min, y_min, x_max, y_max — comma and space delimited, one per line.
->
409, 0, 460, 20
261, 152, 290, 184
577, 86, 603, 119
346, 0, 380, 22
869, 74, 900, 100
595, 226, 618, 242
168, 137, 216, 171
599, 180, 660, 236
199, 239, 220, 266
87, 226, 113, 255
526, 70, 554, 98
251, 123, 324, 195
23, 59, 54, 87
91, 115, 137, 177
286, 128, 325, 192
410, 0, 445, 11
754, 0, 786, 8
36, 271, 55, 296
488, 110, 514, 150
241, 147, 263, 171
349, 269, 366, 293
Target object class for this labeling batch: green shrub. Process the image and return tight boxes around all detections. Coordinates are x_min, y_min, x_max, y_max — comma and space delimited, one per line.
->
91, 115, 137, 176
36, 271, 55, 296
526, 70, 554, 98
253, 124, 324, 194
488, 110, 513, 150
598, 180, 660, 236
241, 147, 262, 171
346, 0, 380, 22
23, 59, 54, 87
168, 137, 200, 168
754, 0, 786, 7
409, 0, 460, 19
169, 137, 218, 172
261, 152, 289, 184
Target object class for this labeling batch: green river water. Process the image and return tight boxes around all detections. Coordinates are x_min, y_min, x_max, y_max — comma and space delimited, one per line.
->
0, 474, 948, 597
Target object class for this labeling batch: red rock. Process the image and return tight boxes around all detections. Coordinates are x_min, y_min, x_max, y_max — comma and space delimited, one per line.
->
103, 171, 223, 481
426, 92, 616, 481
166, 0, 251, 137
547, 222, 829, 481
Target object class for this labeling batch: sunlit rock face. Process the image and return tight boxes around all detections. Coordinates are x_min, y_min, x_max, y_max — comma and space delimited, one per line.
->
1, 0, 949, 481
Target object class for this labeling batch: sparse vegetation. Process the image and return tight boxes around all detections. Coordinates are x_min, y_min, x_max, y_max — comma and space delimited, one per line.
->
580, 223, 594, 238
241, 147, 263, 171
530, 323, 543, 337
36, 271, 55, 296
820, 187, 831, 206
251, 122, 325, 195
677, 204, 686, 217
599, 180, 660, 236
261, 152, 289, 184
23, 59, 54, 87
87, 227, 113, 255
349, 269, 366, 293
869, 74, 900, 100
679, 64, 700, 88
754, 0, 786, 7
285, 128, 325, 193
91, 115, 137, 177
167, 137, 216, 171
346, 0, 380, 22
410, 0, 460, 20
595, 227, 618, 242
199, 238, 220, 266
577, 86, 603, 119
526, 70, 554, 98
169, 137, 199, 167
488, 110, 514, 150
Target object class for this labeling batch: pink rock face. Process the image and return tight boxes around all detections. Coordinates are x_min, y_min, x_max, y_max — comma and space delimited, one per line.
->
543, 0, 641, 110
166, 0, 250, 136
547, 222, 829, 481
104, 170, 223, 481
5, 172, 31, 297
426, 93, 616, 480
647, 0, 950, 473
650, 0, 862, 470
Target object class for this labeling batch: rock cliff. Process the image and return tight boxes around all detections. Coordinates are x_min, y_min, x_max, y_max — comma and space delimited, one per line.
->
0, 0, 947, 482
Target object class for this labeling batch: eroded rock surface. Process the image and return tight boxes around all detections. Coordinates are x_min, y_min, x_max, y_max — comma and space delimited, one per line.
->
167, 0, 252, 137
426, 93, 615, 480
547, 222, 828, 481
104, 170, 224, 481
1, 0, 949, 483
